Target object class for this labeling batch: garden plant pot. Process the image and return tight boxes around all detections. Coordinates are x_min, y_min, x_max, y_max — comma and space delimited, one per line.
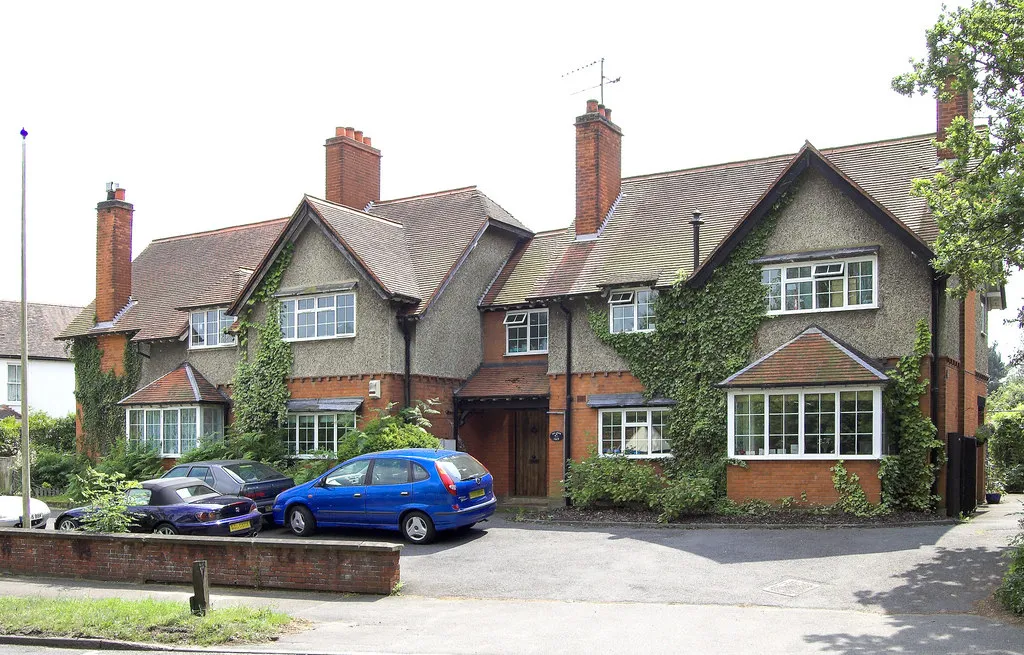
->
986, 492, 1001, 505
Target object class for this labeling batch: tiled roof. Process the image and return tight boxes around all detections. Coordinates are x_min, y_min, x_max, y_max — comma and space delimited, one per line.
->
718, 326, 889, 388
119, 363, 228, 405
484, 133, 942, 306
0, 405, 21, 420
0, 301, 82, 359
455, 362, 550, 398
60, 218, 289, 342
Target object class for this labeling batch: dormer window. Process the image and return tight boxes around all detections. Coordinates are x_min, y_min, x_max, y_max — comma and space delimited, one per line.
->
505, 309, 548, 354
189, 309, 236, 349
609, 288, 656, 334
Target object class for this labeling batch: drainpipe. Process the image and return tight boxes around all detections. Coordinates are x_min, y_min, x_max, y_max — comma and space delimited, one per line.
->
400, 316, 412, 408
690, 211, 704, 272
559, 302, 573, 507
930, 274, 945, 501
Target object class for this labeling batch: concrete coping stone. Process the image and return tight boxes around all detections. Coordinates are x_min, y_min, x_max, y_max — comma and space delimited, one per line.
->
515, 518, 959, 531
0, 528, 403, 552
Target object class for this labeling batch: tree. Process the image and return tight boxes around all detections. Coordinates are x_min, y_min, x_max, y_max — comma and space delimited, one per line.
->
990, 342, 1009, 393
893, 0, 1024, 365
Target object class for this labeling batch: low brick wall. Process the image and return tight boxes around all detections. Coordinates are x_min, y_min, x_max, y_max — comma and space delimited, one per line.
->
727, 460, 882, 505
0, 529, 401, 595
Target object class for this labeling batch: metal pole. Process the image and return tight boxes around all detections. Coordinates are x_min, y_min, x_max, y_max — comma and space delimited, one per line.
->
599, 58, 604, 105
19, 128, 31, 529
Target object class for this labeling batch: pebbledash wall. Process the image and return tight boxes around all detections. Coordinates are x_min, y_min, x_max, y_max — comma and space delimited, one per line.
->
0, 529, 401, 594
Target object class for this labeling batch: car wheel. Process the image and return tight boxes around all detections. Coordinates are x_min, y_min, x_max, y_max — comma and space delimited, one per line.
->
288, 506, 316, 537
56, 518, 78, 531
153, 523, 179, 535
401, 511, 436, 544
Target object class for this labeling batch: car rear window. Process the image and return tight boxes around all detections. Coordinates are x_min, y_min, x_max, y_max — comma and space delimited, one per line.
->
225, 462, 282, 483
175, 484, 217, 501
437, 454, 488, 481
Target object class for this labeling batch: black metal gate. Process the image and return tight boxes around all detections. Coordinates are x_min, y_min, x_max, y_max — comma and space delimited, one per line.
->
946, 433, 978, 517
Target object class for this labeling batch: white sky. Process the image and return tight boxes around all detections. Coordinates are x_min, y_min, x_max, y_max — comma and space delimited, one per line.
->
1, 0, 1020, 360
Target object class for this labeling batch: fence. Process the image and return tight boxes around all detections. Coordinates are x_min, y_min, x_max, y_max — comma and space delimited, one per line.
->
0, 457, 13, 494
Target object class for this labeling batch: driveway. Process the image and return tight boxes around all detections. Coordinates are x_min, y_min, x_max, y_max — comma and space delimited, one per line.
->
259, 495, 1023, 615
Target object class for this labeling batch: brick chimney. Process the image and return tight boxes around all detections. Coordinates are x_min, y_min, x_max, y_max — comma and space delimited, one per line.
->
937, 80, 973, 160
575, 99, 623, 238
325, 126, 381, 210
95, 184, 133, 323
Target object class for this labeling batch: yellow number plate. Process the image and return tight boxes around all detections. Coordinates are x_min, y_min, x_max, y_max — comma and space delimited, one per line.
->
229, 520, 251, 532
469, 489, 485, 499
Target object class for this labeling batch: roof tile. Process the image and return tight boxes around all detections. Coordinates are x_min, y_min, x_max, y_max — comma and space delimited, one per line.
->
455, 363, 550, 398
119, 363, 228, 405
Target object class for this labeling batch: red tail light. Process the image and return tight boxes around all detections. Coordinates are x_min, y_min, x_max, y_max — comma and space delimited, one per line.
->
435, 462, 458, 496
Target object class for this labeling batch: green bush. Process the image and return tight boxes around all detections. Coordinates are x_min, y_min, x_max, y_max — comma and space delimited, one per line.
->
178, 440, 233, 464
997, 517, 1024, 616
0, 411, 78, 456
284, 453, 337, 485
563, 453, 663, 508
29, 448, 89, 489
95, 444, 164, 482
989, 415, 1024, 492
656, 476, 716, 522
74, 469, 141, 533
1005, 464, 1024, 494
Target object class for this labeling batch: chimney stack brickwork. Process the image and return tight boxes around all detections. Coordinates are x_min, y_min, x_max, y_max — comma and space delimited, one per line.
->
937, 81, 974, 160
95, 189, 134, 323
575, 100, 623, 237
325, 127, 382, 210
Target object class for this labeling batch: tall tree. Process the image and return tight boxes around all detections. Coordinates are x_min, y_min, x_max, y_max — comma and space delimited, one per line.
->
893, 0, 1024, 364
989, 341, 1009, 393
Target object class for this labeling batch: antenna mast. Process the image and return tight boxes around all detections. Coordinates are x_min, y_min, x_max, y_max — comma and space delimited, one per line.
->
562, 58, 621, 103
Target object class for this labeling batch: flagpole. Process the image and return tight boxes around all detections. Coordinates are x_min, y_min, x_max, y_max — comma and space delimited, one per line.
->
20, 128, 31, 529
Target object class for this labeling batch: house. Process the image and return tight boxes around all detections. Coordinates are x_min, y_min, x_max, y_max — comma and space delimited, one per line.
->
0, 300, 82, 417
59, 93, 1000, 510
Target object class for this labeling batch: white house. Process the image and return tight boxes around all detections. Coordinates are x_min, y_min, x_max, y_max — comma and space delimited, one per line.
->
0, 301, 81, 418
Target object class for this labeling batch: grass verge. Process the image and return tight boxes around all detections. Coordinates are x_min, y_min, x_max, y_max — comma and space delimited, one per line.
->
0, 596, 294, 646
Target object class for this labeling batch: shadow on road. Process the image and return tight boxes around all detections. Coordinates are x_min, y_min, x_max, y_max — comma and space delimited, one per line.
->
803, 545, 1017, 652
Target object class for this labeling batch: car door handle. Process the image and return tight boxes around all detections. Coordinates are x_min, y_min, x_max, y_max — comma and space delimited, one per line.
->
400, 491, 410, 496
353, 493, 362, 498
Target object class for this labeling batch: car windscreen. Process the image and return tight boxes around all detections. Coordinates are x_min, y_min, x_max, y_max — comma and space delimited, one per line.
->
125, 488, 153, 505
174, 484, 218, 501
224, 462, 283, 483
437, 454, 488, 481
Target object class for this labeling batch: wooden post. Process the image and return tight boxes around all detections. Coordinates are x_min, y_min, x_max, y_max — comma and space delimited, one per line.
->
189, 560, 210, 616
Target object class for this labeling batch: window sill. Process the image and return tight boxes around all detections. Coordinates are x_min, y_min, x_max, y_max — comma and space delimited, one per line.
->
291, 453, 336, 460
284, 333, 357, 343
609, 328, 656, 335
504, 350, 548, 357
188, 343, 237, 351
599, 453, 673, 460
765, 304, 878, 317
733, 454, 880, 461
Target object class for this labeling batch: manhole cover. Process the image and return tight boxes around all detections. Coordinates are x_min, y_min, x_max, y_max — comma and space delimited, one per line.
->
763, 579, 819, 597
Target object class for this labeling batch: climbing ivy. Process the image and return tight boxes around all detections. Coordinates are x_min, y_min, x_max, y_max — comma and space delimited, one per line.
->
69, 336, 142, 458
879, 319, 944, 511
589, 193, 793, 486
230, 242, 294, 435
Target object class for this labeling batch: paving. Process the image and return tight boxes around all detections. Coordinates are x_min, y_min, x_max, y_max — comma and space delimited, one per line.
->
11, 495, 1024, 654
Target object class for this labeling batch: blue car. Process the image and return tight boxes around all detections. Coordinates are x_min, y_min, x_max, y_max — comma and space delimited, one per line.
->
54, 477, 262, 537
272, 449, 496, 544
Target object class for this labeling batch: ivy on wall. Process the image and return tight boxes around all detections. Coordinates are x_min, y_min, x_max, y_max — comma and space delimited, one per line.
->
230, 242, 294, 435
69, 336, 142, 458
879, 319, 944, 511
588, 194, 792, 485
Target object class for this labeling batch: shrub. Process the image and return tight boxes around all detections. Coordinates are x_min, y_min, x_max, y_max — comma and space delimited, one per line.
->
0, 411, 78, 456
997, 517, 1024, 616
95, 444, 164, 482
1005, 464, 1024, 494
75, 469, 141, 533
284, 453, 337, 485
178, 440, 233, 464
563, 453, 662, 508
655, 476, 716, 522
989, 415, 1024, 492
29, 448, 89, 489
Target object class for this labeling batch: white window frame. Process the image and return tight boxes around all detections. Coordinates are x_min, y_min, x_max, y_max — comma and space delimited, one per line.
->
124, 405, 224, 458
504, 308, 549, 355
279, 292, 357, 342
284, 411, 358, 457
598, 407, 672, 459
762, 255, 878, 316
189, 308, 237, 349
726, 386, 882, 460
608, 288, 657, 334
6, 363, 21, 403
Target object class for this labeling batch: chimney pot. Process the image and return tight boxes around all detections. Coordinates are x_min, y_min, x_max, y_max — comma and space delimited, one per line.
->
604, 107, 612, 121
586, 99, 599, 113
114, 188, 126, 201
363, 136, 372, 147
335, 127, 345, 137
690, 211, 704, 272
345, 127, 355, 138
598, 107, 606, 118
354, 130, 364, 143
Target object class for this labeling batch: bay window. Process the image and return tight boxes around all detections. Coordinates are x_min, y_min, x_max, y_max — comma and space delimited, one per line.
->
505, 309, 548, 354
279, 292, 356, 341
762, 256, 876, 315
126, 405, 222, 457
728, 387, 881, 458
284, 412, 358, 456
599, 408, 671, 458
189, 309, 236, 348
608, 288, 656, 333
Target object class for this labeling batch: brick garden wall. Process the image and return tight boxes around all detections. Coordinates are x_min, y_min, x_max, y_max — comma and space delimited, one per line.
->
0, 529, 400, 594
